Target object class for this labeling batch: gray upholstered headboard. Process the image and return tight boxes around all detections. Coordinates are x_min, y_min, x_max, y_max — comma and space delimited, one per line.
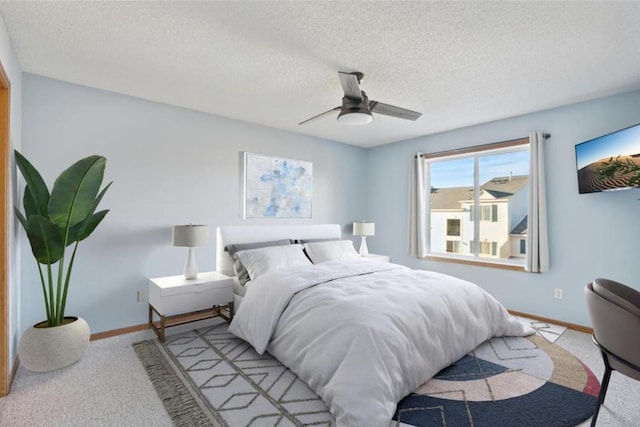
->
216, 224, 342, 277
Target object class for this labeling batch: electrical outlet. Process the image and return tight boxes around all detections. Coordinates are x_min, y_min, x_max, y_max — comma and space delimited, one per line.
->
137, 289, 147, 302
554, 288, 563, 300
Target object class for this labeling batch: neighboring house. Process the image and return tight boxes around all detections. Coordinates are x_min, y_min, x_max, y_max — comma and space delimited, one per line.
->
430, 175, 528, 259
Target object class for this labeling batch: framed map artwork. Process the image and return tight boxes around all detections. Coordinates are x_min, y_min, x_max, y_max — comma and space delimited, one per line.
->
243, 152, 313, 218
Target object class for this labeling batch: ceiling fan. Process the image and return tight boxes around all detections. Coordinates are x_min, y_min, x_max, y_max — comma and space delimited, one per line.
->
299, 71, 422, 126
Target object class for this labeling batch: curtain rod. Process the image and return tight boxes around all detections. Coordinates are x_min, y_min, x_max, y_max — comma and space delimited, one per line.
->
417, 133, 551, 159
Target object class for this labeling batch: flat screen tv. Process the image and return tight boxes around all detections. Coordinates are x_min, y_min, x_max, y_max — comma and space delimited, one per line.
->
575, 123, 640, 194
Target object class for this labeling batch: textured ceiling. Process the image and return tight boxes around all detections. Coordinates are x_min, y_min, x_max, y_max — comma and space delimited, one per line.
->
1, 1, 640, 147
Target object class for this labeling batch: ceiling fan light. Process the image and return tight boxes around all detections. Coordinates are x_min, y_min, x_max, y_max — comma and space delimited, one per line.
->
337, 110, 373, 126
337, 91, 373, 126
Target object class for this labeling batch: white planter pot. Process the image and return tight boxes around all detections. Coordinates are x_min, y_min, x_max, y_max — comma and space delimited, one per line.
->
18, 317, 90, 372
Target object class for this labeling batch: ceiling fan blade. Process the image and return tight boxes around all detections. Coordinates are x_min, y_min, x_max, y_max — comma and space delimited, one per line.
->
298, 106, 341, 125
338, 71, 363, 101
369, 101, 422, 121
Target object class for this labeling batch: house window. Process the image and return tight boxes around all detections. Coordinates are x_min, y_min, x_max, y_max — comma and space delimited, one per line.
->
447, 219, 460, 236
424, 138, 530, 267
520, 239, 526, 254
473, 204, 499, 221
480, 205, 490, 221
446, 240, 460, 253
479, 205, 498, 221
470, 241, 498, 256
478, 241, 495, 255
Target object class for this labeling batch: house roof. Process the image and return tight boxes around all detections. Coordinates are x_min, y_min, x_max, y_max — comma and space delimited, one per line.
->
430, 186, 473, 210
431, 175, 528, 210
511, 216, 528, 235
482, 189, 512, 199
481, 175, 528, 195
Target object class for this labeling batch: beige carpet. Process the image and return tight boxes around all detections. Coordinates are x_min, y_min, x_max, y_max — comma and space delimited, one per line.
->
1, 319, 638, 426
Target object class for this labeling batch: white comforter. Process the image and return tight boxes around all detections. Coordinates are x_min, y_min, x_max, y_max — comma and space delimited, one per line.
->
229, 259, 533, 426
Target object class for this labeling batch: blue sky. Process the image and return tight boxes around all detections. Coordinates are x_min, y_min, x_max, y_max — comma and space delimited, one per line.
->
575, 124, 640, 169
430, 150, 530, 188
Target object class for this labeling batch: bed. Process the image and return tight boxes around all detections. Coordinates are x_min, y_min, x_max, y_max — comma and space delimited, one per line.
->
216, 224, 533, 426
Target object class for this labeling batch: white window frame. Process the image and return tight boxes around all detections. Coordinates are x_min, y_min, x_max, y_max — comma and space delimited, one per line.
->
424, 138, 529, 268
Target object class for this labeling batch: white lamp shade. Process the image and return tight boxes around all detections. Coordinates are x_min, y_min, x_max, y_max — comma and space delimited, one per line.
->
172, 225, 209, 247
337, 111, 373, 126
353, 221, 375, 236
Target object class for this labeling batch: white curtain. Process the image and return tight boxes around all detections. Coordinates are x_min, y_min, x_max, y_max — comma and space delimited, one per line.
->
407, 153, 428, 257
526, 131, 549, 273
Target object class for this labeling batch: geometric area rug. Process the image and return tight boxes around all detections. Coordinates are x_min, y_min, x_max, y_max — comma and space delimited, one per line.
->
133, 321, 599, 427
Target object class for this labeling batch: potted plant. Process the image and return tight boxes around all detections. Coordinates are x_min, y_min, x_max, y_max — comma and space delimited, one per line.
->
14, 150, 112, 371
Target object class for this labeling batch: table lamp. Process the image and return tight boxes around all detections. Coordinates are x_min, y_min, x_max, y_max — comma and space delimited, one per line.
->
172, 224, 209, 279
353, 221, 375, 256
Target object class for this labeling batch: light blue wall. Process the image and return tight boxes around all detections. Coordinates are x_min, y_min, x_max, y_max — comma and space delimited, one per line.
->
366, 90, 640, 327
21, 72, 640, 333
0, 14, 22, 377
21, 74, 367, 334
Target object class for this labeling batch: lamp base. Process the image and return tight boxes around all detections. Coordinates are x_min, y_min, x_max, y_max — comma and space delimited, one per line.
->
184, 247, 198, 280
359, 236, 369, 256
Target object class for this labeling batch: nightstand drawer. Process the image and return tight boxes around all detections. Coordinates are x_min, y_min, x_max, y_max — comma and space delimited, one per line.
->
153, 286, 233, 316
149, 272, 233, 316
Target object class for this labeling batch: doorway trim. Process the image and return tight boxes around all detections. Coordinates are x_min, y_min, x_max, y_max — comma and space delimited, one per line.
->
0, 59, 11, 397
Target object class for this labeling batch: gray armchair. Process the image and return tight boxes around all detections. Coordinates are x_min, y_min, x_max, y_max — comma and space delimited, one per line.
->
585, 278, 640, 426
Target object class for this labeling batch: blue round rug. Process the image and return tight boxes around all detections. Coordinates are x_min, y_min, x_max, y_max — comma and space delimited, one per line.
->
394, 334, 600, 427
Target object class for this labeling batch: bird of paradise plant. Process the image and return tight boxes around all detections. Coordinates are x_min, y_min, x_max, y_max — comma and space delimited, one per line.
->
14, 150, 112, 327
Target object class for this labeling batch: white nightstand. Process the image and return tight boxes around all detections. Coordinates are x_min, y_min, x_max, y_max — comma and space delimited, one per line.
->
363, 253, 391, 262
148, 271, 234, 342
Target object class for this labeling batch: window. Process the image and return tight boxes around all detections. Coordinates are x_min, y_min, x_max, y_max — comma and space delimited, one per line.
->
447, 219, 460, 236
425, 138, 530, 267
446, 240, 460, 253
520, 239, 526, 254
472, 204, 499, 221
479, 241, 491, 255
470, 241, 498, 256
480, 205, 490, 221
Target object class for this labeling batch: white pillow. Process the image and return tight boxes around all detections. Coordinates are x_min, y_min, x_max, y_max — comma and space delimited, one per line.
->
235, 244, 312, 281
303, 240, 360, 264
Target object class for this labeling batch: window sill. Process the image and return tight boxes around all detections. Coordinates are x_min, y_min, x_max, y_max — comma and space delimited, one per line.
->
421, 255, 526, 272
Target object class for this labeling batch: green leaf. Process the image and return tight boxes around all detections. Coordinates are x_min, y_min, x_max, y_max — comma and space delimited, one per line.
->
67, 209, 109, 244
48, 156, 106, 229
63, 223, 79, 247
14, 207, 27, 231
25, 215, 64, 265
23, 187, 39, 219
77, 210, 109, 242
66, 181, 112, 245
91, 181, 112, 214
15, 150, 50, 217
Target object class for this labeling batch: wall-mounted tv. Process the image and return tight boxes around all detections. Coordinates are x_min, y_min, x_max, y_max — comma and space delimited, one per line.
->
575, 123, 640, 194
